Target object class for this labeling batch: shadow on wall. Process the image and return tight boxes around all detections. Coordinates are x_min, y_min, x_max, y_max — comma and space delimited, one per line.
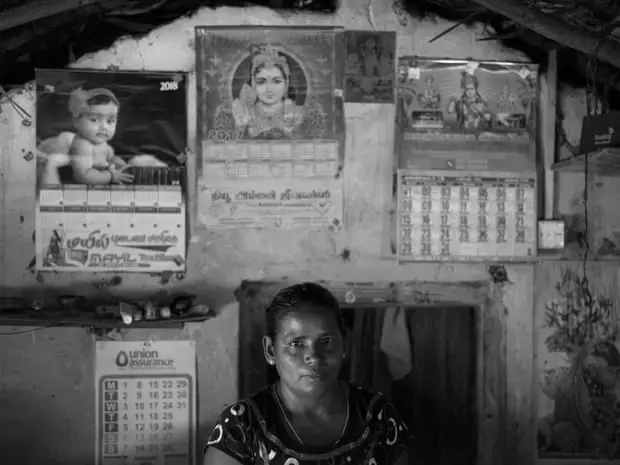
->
0, 389, 90, 464
0, 392, 214, 464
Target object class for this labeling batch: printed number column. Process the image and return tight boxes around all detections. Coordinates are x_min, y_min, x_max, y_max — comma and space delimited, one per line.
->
421, 184, 432, 257
103, 380, 120, 456
134, 380, 148, 454
458, 184, 470, 255
496, 185, 507, 255
439, 184, 451, 256
400, 182, 414, 257
515, 185, 526, 249
477, 184, 489, 255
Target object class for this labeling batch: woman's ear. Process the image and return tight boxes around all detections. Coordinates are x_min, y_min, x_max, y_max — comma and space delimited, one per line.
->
263, 335, 276, 365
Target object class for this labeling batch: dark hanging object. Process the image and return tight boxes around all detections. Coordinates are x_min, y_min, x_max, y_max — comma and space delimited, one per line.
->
488, 265, 509, 284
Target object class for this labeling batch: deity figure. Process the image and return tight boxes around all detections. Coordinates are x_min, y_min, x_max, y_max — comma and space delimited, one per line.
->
361, 37, 380, 77
231, 46, 304, 139
418, 76, 441, 109
447, 72, 492, 130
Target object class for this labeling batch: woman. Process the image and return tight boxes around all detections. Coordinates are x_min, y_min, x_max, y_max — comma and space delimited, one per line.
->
204, 282, 411, 465
232, 46, 304, 139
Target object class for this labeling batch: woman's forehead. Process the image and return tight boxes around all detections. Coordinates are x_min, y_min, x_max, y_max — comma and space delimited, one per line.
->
278, 306, 340, 331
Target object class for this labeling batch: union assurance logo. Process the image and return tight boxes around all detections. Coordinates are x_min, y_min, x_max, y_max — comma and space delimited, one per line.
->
115, 351, 129, 367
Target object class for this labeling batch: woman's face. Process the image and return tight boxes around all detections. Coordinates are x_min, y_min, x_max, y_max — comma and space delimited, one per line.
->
264, 304, 345, 396
253, 65, 287, 106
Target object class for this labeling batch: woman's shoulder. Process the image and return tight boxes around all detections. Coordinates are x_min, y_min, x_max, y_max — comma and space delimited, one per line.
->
214, 385, 276, 425
347, 383, 391, 410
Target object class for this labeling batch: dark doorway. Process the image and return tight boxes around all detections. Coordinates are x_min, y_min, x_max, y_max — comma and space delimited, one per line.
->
392, 306, 478, 465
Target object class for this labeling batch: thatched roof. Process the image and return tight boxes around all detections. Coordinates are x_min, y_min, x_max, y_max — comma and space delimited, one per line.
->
408, 0, 620, 103
0, 0, 618, 103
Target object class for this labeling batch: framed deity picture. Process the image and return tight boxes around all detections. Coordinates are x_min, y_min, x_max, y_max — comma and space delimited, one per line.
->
195, 26, 346, 230
344, 30, 396, 103
196, 26, 343, 148
396, 58, 539, 172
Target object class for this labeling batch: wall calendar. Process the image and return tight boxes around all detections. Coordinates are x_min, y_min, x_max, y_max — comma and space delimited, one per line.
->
95, 340, 197, 465
397, 170, 537, 262
195, 26, 345, 230
35, 69, 188, 272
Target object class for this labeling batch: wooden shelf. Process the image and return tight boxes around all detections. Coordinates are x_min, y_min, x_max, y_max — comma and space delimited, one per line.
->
0, 312, 212, 329
551, 147, 620, 175
537, 453, 618, 464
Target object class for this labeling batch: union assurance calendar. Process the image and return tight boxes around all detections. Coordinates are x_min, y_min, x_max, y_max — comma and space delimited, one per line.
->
95, 340, 197, 465
397, 170, 537, 262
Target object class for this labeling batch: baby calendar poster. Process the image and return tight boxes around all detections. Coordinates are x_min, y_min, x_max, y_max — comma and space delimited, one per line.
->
34, 69, 189, 272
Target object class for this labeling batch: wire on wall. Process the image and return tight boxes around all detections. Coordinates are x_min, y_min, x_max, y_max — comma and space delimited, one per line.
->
579, 19, 614, 336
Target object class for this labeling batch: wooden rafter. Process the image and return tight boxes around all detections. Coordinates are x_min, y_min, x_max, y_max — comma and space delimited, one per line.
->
470, 0, 620, 69
0, 0, 110, 32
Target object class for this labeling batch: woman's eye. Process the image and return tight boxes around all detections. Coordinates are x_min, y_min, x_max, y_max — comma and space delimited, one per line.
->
289, 340, 304, 348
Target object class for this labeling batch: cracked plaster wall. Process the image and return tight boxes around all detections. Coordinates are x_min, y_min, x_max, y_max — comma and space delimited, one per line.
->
0, 1, 592, 463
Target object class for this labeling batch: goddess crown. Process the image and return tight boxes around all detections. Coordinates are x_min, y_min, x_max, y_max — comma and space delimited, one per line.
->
251, 45, 290, 79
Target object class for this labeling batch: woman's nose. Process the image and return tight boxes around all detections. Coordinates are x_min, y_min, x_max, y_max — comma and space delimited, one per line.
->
304, 353, 318, 366
303, 346, 323, 365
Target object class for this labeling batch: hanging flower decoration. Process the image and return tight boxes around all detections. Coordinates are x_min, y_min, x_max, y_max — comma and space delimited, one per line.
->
544, 269, 618, 355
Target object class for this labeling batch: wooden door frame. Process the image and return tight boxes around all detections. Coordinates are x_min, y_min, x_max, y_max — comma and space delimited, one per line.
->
236, 278, 507, 465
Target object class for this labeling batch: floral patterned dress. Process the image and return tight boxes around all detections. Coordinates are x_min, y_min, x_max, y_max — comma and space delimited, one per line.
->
204, 383, 411, 465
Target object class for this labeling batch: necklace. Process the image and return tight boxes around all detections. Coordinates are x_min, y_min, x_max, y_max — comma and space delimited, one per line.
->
273, 382, 350, 446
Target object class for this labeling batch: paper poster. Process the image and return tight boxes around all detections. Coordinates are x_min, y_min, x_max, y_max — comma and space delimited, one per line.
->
396, 58, 538, 172
200, 177, 343, 229
95, 340, 197, 465
195, 26, 345, 230
344, 30, 395, 103
34, 69, 188, 272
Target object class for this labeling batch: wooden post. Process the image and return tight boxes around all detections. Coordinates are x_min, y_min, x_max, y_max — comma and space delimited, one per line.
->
539, 49, 558, 219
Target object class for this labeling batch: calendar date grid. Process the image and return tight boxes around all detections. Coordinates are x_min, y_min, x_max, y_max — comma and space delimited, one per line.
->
397, 174, 536, 261
99, 375, 193, 458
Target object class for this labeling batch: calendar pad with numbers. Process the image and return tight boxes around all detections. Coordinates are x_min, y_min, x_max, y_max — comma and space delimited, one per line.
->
397, 170, 537, 262
201, 140, 340, 179
95, 341, 197, 465
35, 185, 186, 272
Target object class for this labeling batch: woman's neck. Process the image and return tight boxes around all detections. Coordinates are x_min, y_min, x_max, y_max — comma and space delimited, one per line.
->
276, 380, 344, 417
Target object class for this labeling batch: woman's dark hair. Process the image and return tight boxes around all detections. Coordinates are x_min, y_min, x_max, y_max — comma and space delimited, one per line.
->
265, 282, 344, 339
